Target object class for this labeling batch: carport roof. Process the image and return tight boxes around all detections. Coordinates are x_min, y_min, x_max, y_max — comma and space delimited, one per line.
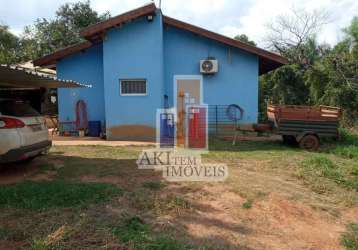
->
0, 65, 91, 89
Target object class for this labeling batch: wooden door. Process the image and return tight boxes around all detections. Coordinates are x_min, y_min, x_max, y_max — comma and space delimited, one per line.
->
175, 78, 201, 146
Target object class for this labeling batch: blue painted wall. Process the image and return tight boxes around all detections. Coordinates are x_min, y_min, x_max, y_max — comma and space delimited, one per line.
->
57, 44, 105, 125
102, 10, 164, 137
163, 26, 259, 123
56, 11, 260, 139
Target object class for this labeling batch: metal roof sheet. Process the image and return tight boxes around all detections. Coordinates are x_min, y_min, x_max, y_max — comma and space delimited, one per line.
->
0, 65, 91, 89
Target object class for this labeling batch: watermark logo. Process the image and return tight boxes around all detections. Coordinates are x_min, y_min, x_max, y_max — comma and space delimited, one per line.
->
137, 80, 228, 182
137, 149, 228, 182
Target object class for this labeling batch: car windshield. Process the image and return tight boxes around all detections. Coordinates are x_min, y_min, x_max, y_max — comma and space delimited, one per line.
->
0, 100, 40, 117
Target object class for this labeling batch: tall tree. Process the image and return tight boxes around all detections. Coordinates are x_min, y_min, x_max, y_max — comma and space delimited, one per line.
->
234, 34, 256, 46
21, 0, 110, 60
343, 16, 358, 58
0, 24, 20, 64
258, 8, 330, 121
265, 8, 329, 66
344, 16, 358, 42
300, 17, 358, 125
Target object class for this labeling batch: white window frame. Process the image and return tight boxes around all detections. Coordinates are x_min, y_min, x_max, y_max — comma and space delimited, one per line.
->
120, 79, 147, 96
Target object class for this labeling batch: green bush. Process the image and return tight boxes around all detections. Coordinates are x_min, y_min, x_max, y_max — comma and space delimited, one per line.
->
299, 155, 358, 191
334, 145, 358, 159
339, 128, 358, 146
300, 155, 343, 181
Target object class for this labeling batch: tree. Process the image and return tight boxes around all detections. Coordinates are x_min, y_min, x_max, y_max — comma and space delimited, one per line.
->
305, 54, 358, 125
259, 9, 328, 122
234, 34, 256, 46
0, 24, 20, 64
302, 17, 358, 125
344, 16, 358, 43
265, 7, 329, 65
259, 8, 333, 121
259, 64, 310, 121
343, 16, 358, 58
21, 0, 110, 60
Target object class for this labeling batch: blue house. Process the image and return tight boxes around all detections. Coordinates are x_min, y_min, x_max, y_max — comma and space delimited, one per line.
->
34, 3, 287, 140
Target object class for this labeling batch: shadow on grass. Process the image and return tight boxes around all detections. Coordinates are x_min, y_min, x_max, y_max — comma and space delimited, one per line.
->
0, 150, 259, 249
0, 181, 121, 210
210, 128, 358, 156
208, 137, 300, 153
0, 152, 161, 189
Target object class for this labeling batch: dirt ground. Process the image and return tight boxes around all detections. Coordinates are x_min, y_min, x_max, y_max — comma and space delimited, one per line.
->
0, 140, 357, 250
51, 134, 156, 146
78, 177, 354, 250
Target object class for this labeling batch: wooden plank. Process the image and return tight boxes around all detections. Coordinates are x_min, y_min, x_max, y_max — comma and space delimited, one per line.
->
268, 104, 341, 123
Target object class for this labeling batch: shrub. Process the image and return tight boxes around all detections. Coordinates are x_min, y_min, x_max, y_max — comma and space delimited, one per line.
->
300, 155, 343, 182
299, 155, 358, 191
339, 128, 358, 146
334, 145, 358, 159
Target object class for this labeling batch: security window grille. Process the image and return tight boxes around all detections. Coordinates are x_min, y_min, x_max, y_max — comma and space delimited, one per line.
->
120, 79, 147, 95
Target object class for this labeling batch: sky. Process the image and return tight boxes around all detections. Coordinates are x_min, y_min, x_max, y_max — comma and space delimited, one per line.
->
0, 0, 357, 48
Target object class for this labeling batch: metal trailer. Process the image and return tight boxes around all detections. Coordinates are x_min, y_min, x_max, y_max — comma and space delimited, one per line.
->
266, 105, 341, 150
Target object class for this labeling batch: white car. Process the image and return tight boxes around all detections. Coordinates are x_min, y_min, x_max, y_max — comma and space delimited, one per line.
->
0, 99, 51, 163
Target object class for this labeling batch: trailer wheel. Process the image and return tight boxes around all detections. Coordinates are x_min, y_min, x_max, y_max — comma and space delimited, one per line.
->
299, 135, 320, 151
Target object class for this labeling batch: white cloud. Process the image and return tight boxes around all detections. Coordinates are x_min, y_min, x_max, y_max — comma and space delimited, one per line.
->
1, 0, 83, 35
91, 0, 146, 16
1, 0, 357, 47
218, 0, 358, 46
220, 26, 242, 39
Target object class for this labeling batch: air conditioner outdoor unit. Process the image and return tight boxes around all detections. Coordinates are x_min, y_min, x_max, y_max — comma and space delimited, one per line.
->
200, 59, 218, 74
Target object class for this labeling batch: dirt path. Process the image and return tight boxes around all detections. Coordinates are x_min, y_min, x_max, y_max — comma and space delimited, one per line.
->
168, 184, 347, 250
52, 140, 155, 146
1, 144, 356, 250
76, 170, 353, 249
51, 134, 155, 146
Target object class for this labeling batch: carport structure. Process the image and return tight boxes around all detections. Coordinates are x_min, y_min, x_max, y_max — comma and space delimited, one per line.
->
0, 64, 90, 89
0, 64, 90, 115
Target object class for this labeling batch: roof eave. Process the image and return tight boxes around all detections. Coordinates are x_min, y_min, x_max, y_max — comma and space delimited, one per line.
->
34, 3, 158, 68
33, 4, 288, 74
162, 15, 288, 75
33, 41, 93, 67
80, 3, 157, 40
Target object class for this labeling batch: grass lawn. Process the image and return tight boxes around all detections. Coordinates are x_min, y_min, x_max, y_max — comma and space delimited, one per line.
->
0, 130, 357, 249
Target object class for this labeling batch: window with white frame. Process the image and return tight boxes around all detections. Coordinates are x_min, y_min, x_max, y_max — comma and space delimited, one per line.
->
120, 79, 147, 95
